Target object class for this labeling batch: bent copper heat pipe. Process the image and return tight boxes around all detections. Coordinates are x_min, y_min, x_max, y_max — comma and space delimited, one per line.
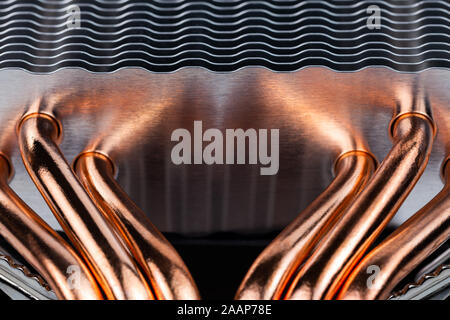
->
337, 157, 450, 300
284, 101, 436, 300
73, 151, 200, 300
0, 153, 103, 299
17, 113, 154, 300
235, 150, 377, 300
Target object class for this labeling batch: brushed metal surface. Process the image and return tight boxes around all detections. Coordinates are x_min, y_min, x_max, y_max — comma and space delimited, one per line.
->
0, 67, 448, 235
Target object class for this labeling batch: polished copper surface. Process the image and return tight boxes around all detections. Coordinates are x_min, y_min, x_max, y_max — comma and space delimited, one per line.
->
235, 150, 377, 300
0, 68, 447, 235
337, 157, 450, 300
284, 112, 435, 300
17, 113, 154, 300
74, 151, 200, 300
0, 67, 444, 300
0, 153, 102, 300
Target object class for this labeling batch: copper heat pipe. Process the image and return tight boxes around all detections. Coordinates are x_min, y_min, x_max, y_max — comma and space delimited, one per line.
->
284, 99, 435, 300
235, 150, 377, 299
17, 112, 154, 300
74, 151, 200, 300
337, 156, 450, 300
0, 153, 103, 299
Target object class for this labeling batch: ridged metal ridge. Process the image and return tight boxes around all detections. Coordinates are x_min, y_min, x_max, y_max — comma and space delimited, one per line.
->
0, 253, 51, 292
0, 0, 449, 73
389, 264, 450, 299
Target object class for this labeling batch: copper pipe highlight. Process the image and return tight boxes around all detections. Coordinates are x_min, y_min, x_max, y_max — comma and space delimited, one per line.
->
285, 113, 435, 300
235, 151, 377, 300
73, 151, 200, 300
337, 157, 450, 300
17, 113, 154, 300
0, 154, 103, 299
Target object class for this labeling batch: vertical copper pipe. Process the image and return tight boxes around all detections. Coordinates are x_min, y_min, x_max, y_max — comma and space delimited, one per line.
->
17, 113, 154, 300
0, 154, 103, 300
337, 157, 450, 300
73, 151, 200, 300
285, 111, 435, 300
235, 151, 377, 300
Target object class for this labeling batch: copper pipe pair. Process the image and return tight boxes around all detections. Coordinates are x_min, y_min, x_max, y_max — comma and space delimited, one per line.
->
17, 112, 199, 299
337, 157, 450, 300
236, 150, 377, 299
18, 113, 153, 299
285, 108, 435, 299
0, 153, 102, 299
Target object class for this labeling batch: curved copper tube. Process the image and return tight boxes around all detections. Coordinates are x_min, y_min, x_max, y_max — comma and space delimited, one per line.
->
285, 112, 435, 300
0, 154, 103, 299
336, 157, 450, 300
17, 113, 154, 300
235, 151, 377, 300
73, 151, 200, 300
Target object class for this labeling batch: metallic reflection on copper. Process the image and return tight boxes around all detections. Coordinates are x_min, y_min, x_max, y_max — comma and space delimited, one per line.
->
74, 151, 200, 300
257, 73, 374, 156
236, 150, 377, 300
0, 154, 102, 300
17, 113, 154, 300
0, 68, 447, 234
285, 108, 435, 300
337, 157, 450, 300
